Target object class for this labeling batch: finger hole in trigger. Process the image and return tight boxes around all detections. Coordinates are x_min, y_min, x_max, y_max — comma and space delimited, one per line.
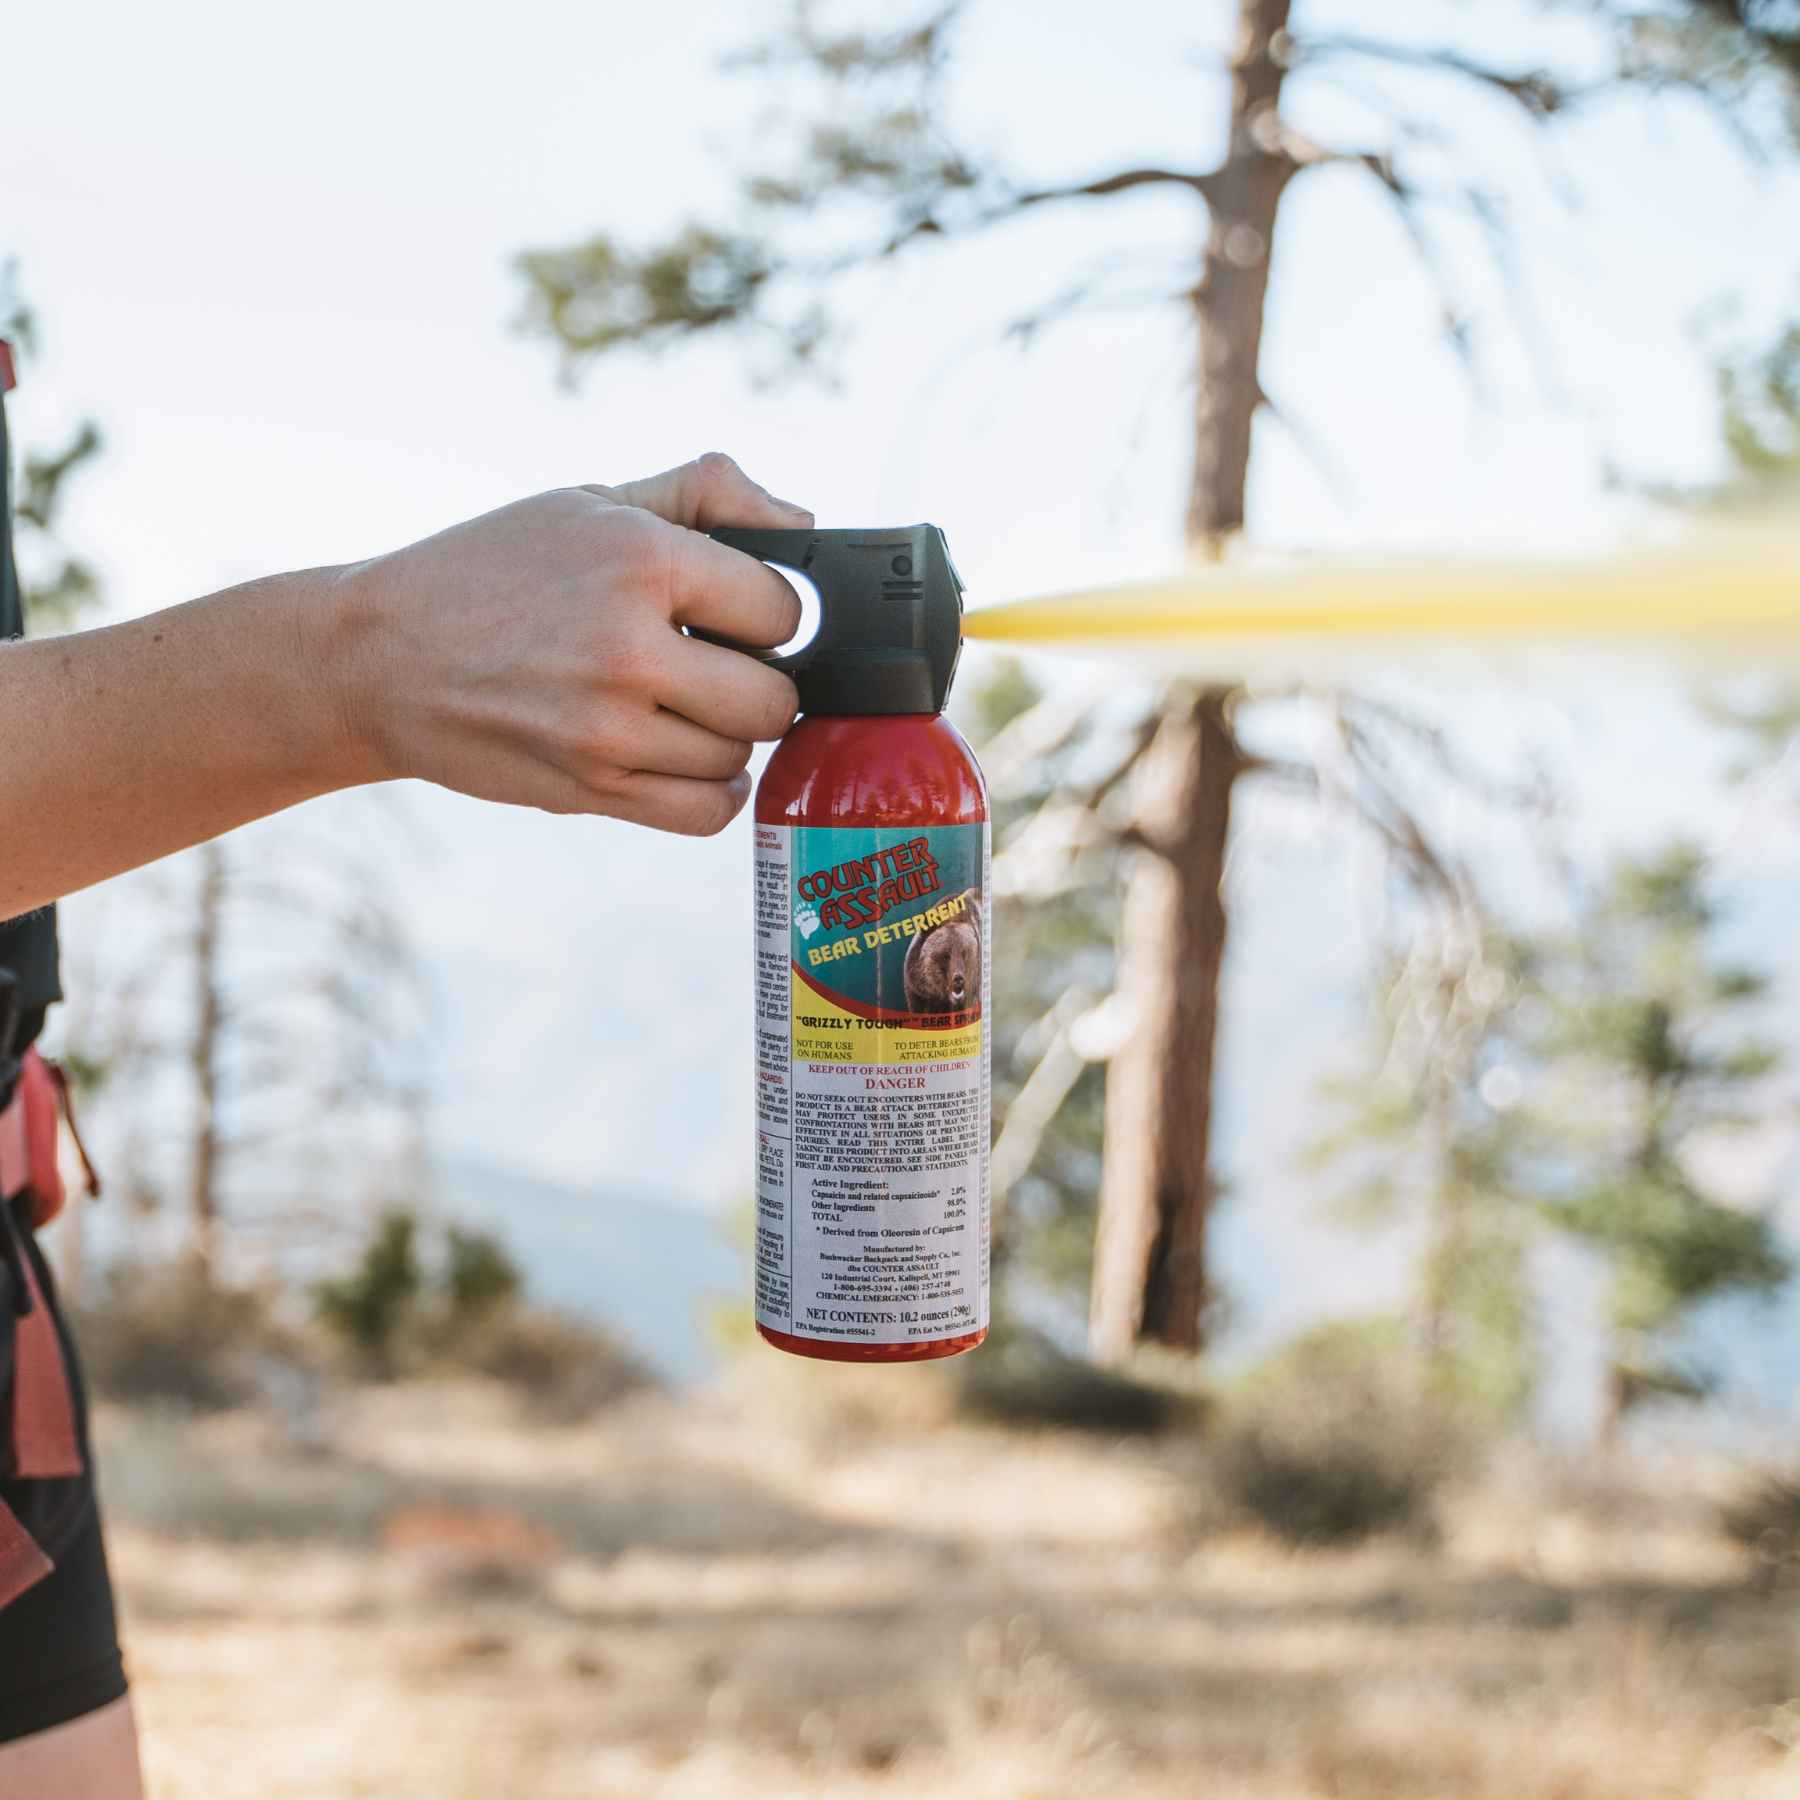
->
683, 562, 822, 663
764, 563, 820, 661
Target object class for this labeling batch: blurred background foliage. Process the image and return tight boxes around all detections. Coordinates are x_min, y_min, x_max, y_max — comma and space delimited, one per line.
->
1, 260, 103, 628
518, 0, 1800, 1388
8, 0, 1799, 1456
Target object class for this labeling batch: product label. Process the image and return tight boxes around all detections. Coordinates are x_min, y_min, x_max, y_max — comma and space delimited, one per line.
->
754, 820, 991, 1347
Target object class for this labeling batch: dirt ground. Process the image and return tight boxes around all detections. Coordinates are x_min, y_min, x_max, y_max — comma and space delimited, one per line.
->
93, 1375, 1800, 1800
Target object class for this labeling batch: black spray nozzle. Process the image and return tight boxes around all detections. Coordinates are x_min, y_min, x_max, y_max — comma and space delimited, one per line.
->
706, 524, 964, 717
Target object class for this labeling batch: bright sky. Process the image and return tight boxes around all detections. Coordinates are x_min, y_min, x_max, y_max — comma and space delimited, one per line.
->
7, 0, 1799, 1406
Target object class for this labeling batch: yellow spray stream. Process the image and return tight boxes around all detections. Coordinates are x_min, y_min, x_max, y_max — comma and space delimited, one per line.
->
960, 535, 1800, 654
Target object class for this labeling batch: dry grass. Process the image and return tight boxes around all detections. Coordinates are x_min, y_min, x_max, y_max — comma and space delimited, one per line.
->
93, 1379, 1800, 1800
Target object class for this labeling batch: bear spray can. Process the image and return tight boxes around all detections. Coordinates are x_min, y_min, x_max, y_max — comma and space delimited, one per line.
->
710, 525, 989, 1362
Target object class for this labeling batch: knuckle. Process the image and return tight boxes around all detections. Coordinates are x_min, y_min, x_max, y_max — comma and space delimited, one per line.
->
548, 483, 606, 521
580, 717, 629, 769
567, 735, 625, 795
688, 782, 743, 837
695, 737, 751, 781
597, 626, 666, 697
693, 449, 742, 489
565, 702, 646, 783
604, 506, 671, 583
756, 674, 799, 740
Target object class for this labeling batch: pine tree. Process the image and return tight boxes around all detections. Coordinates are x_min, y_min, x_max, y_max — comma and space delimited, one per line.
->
1527, 845, 1789, 1442
1311, 919, 1539, 1425
518, 2, 1800, 1359
0, 261, 103, 629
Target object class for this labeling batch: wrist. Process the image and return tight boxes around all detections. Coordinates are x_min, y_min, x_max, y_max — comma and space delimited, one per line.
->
307, 555, 400, 787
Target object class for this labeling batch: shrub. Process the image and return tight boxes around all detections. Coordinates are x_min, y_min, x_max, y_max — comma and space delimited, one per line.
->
1210, 1404, 1441, 1547
1721, 1470, 1800, 1588
314, 1210, 422, 1376
953, 1325, 1198, 1435
310, 1211, 643, 1413
1201, 1333, 1463, 1547
72, 1261, 303, 1411
443, 1226, 521, 1323
453, 1307, 652, 1422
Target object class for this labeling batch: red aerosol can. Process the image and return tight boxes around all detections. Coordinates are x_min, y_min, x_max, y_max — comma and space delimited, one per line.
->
711, 526, 989, 1362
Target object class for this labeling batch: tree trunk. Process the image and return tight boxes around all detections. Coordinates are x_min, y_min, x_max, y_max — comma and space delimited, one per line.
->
1089, 0, 1292, 1359
1091, 689, 1239, 1357
189, 841, 224, 1280
1185, 0, 1293, 550
1597, 1358, 1630, 1451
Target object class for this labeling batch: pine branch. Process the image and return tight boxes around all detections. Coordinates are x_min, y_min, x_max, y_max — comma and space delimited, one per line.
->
979, 685, 1108, 791
991, 989, 1103, 1210
873, 164, 1221, 260
1336, 692, 1557, 815
1335, 149, 1482, 384
1004, 272, 1195, 349
1251, 379, 1353, 500
1293, 34, 1584, 125
1016, 166, 1222, 208
992, 792, 1115, 899
1237, 751, 1321, 789
1279, 123, 1566, 400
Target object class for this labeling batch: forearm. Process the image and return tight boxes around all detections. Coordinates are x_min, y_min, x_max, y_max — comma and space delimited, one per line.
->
0, 567, 370, 916
0, 456, 810, 917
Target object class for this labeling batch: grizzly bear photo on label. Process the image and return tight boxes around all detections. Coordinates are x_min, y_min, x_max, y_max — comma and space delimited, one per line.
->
902, 887, 983, 1016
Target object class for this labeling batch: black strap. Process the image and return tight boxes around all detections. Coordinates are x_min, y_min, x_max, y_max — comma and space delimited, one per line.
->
0, 377, 18, 637
0, 972, 18, 1112
0, 383, 64, 1016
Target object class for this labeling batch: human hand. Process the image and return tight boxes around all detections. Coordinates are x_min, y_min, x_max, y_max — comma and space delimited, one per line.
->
335, 452, 809, 835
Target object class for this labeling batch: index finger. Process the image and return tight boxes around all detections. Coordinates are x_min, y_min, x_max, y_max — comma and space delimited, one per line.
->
665, 527, 805, 648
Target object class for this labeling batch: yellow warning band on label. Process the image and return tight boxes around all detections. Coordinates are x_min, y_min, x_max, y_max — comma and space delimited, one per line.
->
790, 972, 982, 1066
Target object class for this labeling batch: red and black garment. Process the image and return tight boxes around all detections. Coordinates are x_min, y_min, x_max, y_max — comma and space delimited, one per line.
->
0, 338, 127, 1742
0, 332, 91, 1604
0, 1035, 98, 1609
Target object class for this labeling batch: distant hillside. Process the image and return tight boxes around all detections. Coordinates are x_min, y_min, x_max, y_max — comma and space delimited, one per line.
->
432, 1156, 743, 1384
